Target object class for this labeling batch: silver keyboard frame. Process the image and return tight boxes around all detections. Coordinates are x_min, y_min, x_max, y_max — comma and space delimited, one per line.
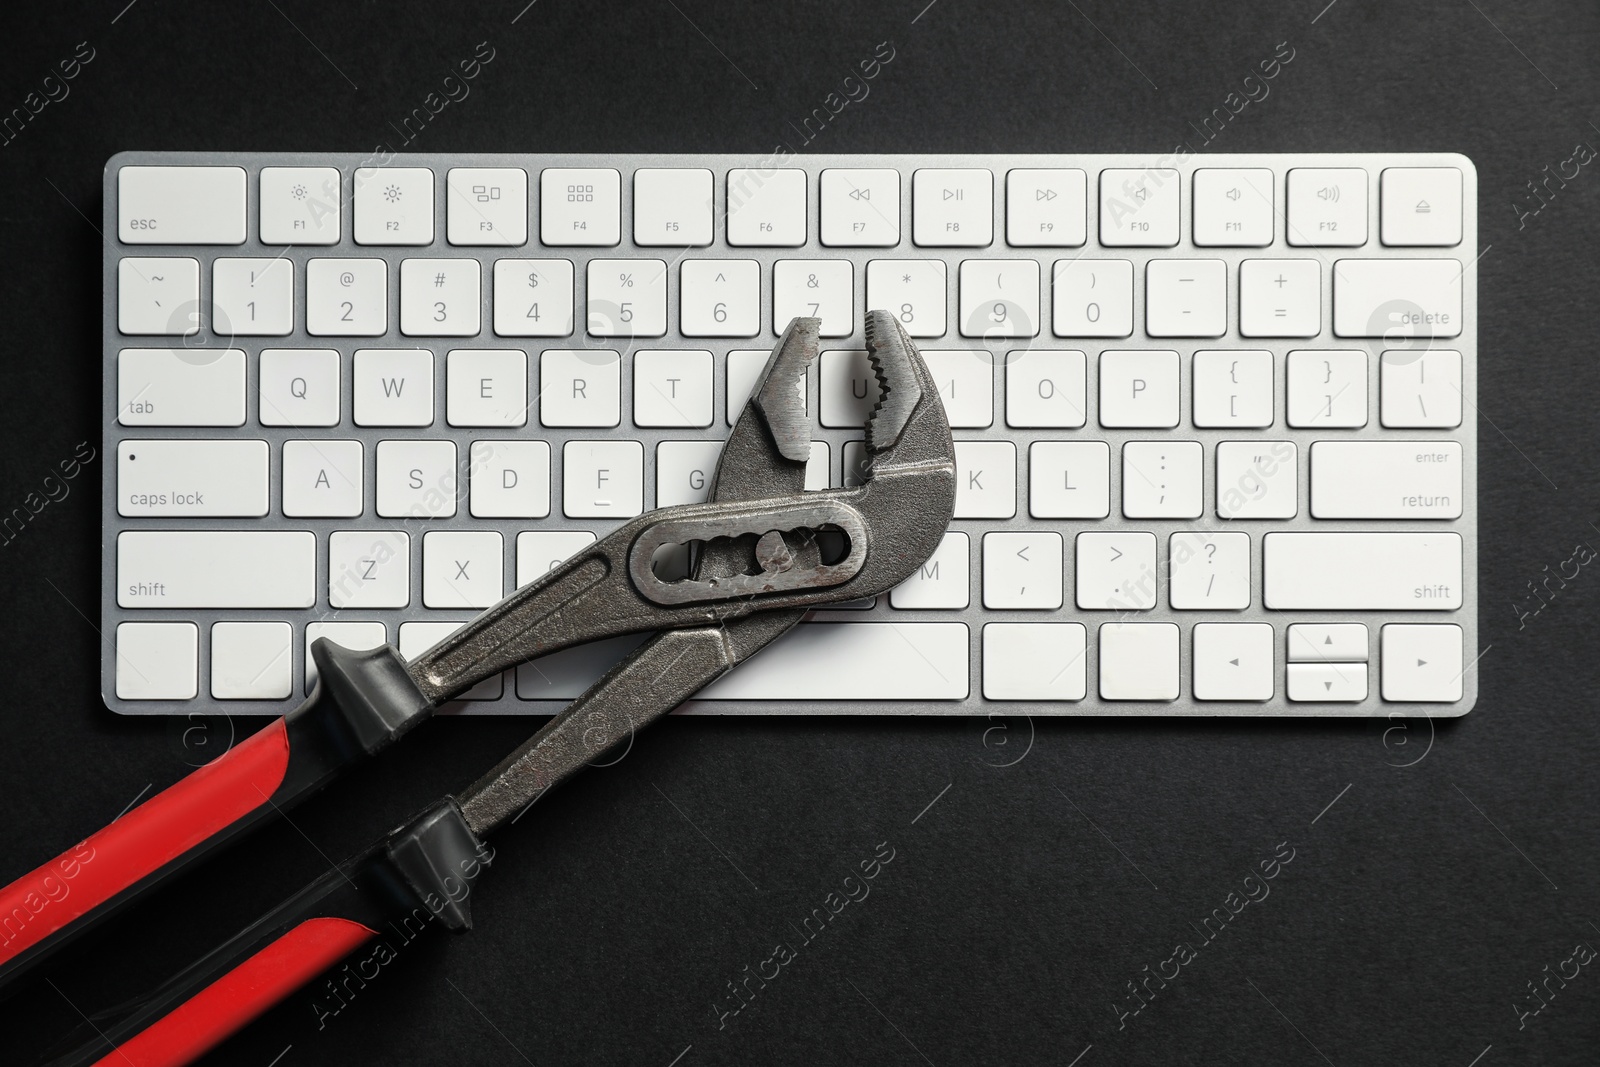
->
100, 150, 1478, 718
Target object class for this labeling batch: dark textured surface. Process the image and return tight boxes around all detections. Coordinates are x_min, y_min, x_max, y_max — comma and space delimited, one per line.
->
1, 1, 1597, 1064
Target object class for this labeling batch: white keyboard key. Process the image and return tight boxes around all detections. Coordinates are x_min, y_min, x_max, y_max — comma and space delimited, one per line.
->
1006, 169, 1087, 247
470, 440, 550, 518
305, 622, 388, 691
1287, 350, 1367, 428
306, 259, 387, 336
564, 440, 643, 517
446, 349, 528, 427
1216, 440, 1298, 519
328, 530, 410, 608
681, 260, 761, 337
399, 623, 502, 700
633, 168, 713, 247
1381, 168, 1462, 247
211, 622, 293, 700
1240, 259, 1320, 338
820, 169, 899, 247
1122, 441, 1203, 518
842, 440, 869, 488
1263, 532, 1462, 609
1076, 532, 1158, 611
281, 440, 363, 517
982, 623, 1087, 701
517, 531, 597, 586
656, 441, 724, 507
913, 168, 993, 247
1099, 350, 1179, 428
959, 260, 1040, 338
117, 439, 267, 517
1029, 441, 1109, 519
212, 258, 294, 336
1287, 663, 1367, 702
119, 257, 199, 336
726, 168, 806, 246
1192, 168, 1274, 247
819, 349, 878, 429
1168, 532, 1250, 610
354, 349, 434, 426
1146, 259, 1226, 337
116, 622, 198, 700
1310, 441, 1462, 519
983, 531, 1063, 610
401, 259, 481, 337
541, 168, 621, 246
953, 441, 1016, 519
588, 258, 667, 337
119, 166, 245, 244
375, 440, 457, 519
699, 623, 969, 700
729, 349, 810, 424
492, 259, 575, 338
1099, 168, 1180, 247
446, 167, 528, 246
260, 349, 339, 427
775, 260, 853, 337
353, 167, 434, 245
1381, 349, 1462, 428
540, 349, 619, 427
889, 532, 969, 609
804, 441, 830, 490
118, 348, 244, 427
1192, 350, 1273, 428
1288, 623, 1368, 662
921, 350, 994, 428
118, 531, 315, 608
1287, 168, 1367, 246
634, 349, 713, 427
1052, 259, 1133, 338
1099, 623, 1179, 700
1381, 624, 1464, 702
1192, 623, 1273, 701
424, 531, 504, 609
865, 260, 947, 337
1333, 259, 1462, 339
1006, 349, 1086, 428
260, 166, 341, 245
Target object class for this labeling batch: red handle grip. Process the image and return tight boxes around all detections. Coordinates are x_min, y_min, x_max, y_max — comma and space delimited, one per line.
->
0, 719, 291, 971
93, 916, 376, 1067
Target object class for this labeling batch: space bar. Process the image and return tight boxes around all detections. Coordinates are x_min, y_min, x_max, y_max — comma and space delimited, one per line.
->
699, 623, 970, 700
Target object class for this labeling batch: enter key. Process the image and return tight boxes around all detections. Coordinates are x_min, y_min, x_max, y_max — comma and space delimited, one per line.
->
1310, 441, 1462, 519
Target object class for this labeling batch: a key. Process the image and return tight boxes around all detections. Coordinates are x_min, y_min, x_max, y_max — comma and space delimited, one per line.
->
1192, 168, 1274, 247
516, 531, 596, 587
119, 166, 245, 245
1076, 532, 1158, 611
1216, 441, 1298, 519
1287, 350, 1366, 428
699, 623, 970, 700
469, 440, 550, 518
401, 259, 481, 337
327, 531, 411, 608
260, 166, 341, 245
820, 169, 900, 247
1287, 168, 1367, 247
889, 532, 969, 610
306, 258, 387, 336
1380, 624, 1464, 702
681, 260, 760, 337
210, 622, 293, 701
281, 440, 363, 517
1098, 168, 1180, 247
1005, 169, 1087, 247
1146, 259, 1226, 338
492, 259, 575, 338
1192, 623, 1274, 701
446, 167, 528, 246
774, 260, 853, 337
1122, 441, 1203, 519
1168, 531, 1250, 609
1005, 349, 1086, 428
588, 258, 666, 337
260, 349, 340, 427
981, 623, 1087, 701
982, 531, 1063, 610
1263, 532, 1462, 609
375, 440, 457, 518
353, 167, 434, 245
118, 348, 245, 427
1333, 259, 1462, 339
117, 440, 268, 518
305, 623, 388, 692
119, 257, 199, 336
1098, 622, 1179, 700
1029, 441, 1109, 519
913, 168, 993, 247
1310, 441, 1462, 519
920, 350, 994, 428
634, 350, 713, 428
1287, 624, 1368, 662
446, 349, 528, 427
820, 349, 878, 429
211, 258, 294, 336
633, 168, 713, 247
540, 168, 620, 246
655, 441, 724, 508
563, 440, 644, 518
959, 260, 1040, 338
1240, 260, 1319, 338
1380, 349, 1462, 428
423, 531, 505, 609
865, 260, 946, 338
1287, 663, 1367, 702
1192, 350, 1273, 428
726, 168, 807, 246
540, 349, 620, 427
1381, 168, 1462, 247
353, 349, 434, 427
117, 531, 315, 608
953, 441, 1016, 519
1099, 350, 1179, 428
115, 623, 199, 700
1052, 259, 1133, 338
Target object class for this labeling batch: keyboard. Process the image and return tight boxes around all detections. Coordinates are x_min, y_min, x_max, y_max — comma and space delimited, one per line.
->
100, 151, 1478, 717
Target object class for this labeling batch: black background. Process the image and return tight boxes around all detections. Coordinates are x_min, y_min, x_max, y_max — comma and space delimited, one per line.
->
1, 1, 1597, 1064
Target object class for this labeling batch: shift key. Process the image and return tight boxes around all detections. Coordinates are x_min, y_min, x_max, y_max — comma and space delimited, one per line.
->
118, 440, 269, 517
1264, 532, 1461, 610
119, 531, 315, 608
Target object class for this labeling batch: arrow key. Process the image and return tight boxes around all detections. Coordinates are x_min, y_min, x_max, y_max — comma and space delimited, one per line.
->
1381, 624, 1463, 702
1193, 623, 1273, 701
1287, 662, 1368, 702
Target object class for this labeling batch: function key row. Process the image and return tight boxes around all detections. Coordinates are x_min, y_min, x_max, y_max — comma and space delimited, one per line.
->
117, 164, 1465, 251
